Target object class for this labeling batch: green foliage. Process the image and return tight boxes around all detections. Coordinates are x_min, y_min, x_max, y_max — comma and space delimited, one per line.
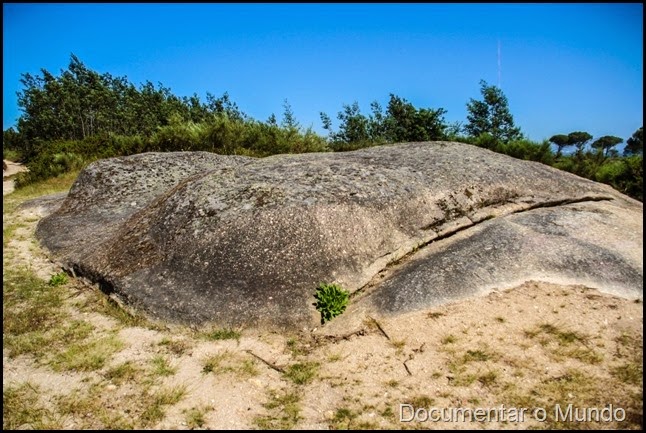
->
3, 127, 25, 161
3, 267, 66, 358
549, 134, 571, 158
495, 138, 555, 165
591, 135, 622, 157
5, 58, 643, 203
48, 272, 68, 287
546, 128, 642, 201
254, 390, 302, 429
594, 155, 643, 201
150, 115, 208, 152
385, 94, 448, 143
322, 93, 447, 150
567, 131, 593, 154
150, 355, 177, 377
184, 406, 210, 429
3, 383, 59, 430
465, 80, 522, 145
624, 126, 643, 156
50, 334, 124, 372
331, 102, 372, 148
313, 283, 349, 324
202, 328, 241, 341
283, 362, 319, 385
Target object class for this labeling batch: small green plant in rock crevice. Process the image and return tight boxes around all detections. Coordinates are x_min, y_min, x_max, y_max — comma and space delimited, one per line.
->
314, 283, 349, 324
48, 272, 68, 287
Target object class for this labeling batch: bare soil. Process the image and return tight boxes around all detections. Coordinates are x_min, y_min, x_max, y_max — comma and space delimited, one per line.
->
3, 180, 643, 430
3, 160, 28, 196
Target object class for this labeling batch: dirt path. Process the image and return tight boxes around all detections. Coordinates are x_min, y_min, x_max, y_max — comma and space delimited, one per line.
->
2, 184, 643, 430
3, 160, 28, 196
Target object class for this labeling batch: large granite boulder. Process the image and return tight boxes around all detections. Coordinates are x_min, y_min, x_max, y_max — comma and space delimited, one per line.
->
35, 142, 643, 329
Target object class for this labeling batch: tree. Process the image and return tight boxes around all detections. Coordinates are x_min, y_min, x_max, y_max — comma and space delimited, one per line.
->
591, 135, 623, 158
321, 94, 447, 149
367, 101, 387, 143
183, 93, 209, 123
549, 134, 571, 158
465, 80, 522, 145
384, 94, 417, 142
280, 99, 300, 144
335, 102, 370, 145
206, 91, 245, 122
320, 112, 333, 132
281, 99, 299, 130
624, 127, 643, 156
384, 94, 446, 143
445, 121, 464, 140
567, 131, 593, 155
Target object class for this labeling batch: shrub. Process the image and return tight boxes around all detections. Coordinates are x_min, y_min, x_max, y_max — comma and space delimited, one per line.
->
313, 283, 349, 324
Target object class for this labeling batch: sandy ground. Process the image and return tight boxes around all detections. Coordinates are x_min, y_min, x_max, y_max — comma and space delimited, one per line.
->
3, 160, 28, 196
3, 185, 643, 430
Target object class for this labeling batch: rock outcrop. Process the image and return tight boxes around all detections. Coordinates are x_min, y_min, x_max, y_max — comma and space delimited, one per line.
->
35, 142, 643, 329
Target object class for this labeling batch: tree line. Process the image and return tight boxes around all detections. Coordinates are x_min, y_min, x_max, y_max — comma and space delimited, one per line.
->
3, 55, 642, 201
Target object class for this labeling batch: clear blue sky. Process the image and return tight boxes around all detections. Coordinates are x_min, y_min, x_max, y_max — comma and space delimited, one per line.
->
3, 3, 643, 143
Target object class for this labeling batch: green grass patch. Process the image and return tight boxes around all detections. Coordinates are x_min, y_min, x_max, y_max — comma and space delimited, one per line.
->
4, 318, 94, 361
202, 351, 258, 377
150, 355, 177, 377
253, 389, 302, 430
201, 327, 241, 341
50, 334, 124, 372
56, 388, 125, 429
3, 223, 21, 248
283, 361, 319, 385
140, 385, 187, 427
56, 382, 185, 429
525, 323, 604, 364
406, 394, 435, 407
158, 337, 191, 355
462, 349, 494, 362
184, 405, 211, 429
3, 383, 59, 430
3, 267, 65, 333
537, 323, 587, 345
104, 361, 142, 385
286, 337, 308, 357
330, 407, 359, 429
2, 267, 95, 360
502, 367, 642, 429
477, 370, 499, 387
611, 362, 642, 386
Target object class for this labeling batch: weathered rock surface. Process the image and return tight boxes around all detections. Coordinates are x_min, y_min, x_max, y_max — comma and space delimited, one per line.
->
363, 199, 643, 316
35, 142, 643, 329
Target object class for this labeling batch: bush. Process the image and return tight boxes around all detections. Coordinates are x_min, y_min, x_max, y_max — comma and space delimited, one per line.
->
149, 116, 208, 152
595, 156, 643, 201
495, 139, 555, 165
313, 283, 350, 324
16, 148, 88, 187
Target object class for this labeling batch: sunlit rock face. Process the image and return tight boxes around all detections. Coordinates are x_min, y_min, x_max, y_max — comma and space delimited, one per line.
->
36, 142, 643, 330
